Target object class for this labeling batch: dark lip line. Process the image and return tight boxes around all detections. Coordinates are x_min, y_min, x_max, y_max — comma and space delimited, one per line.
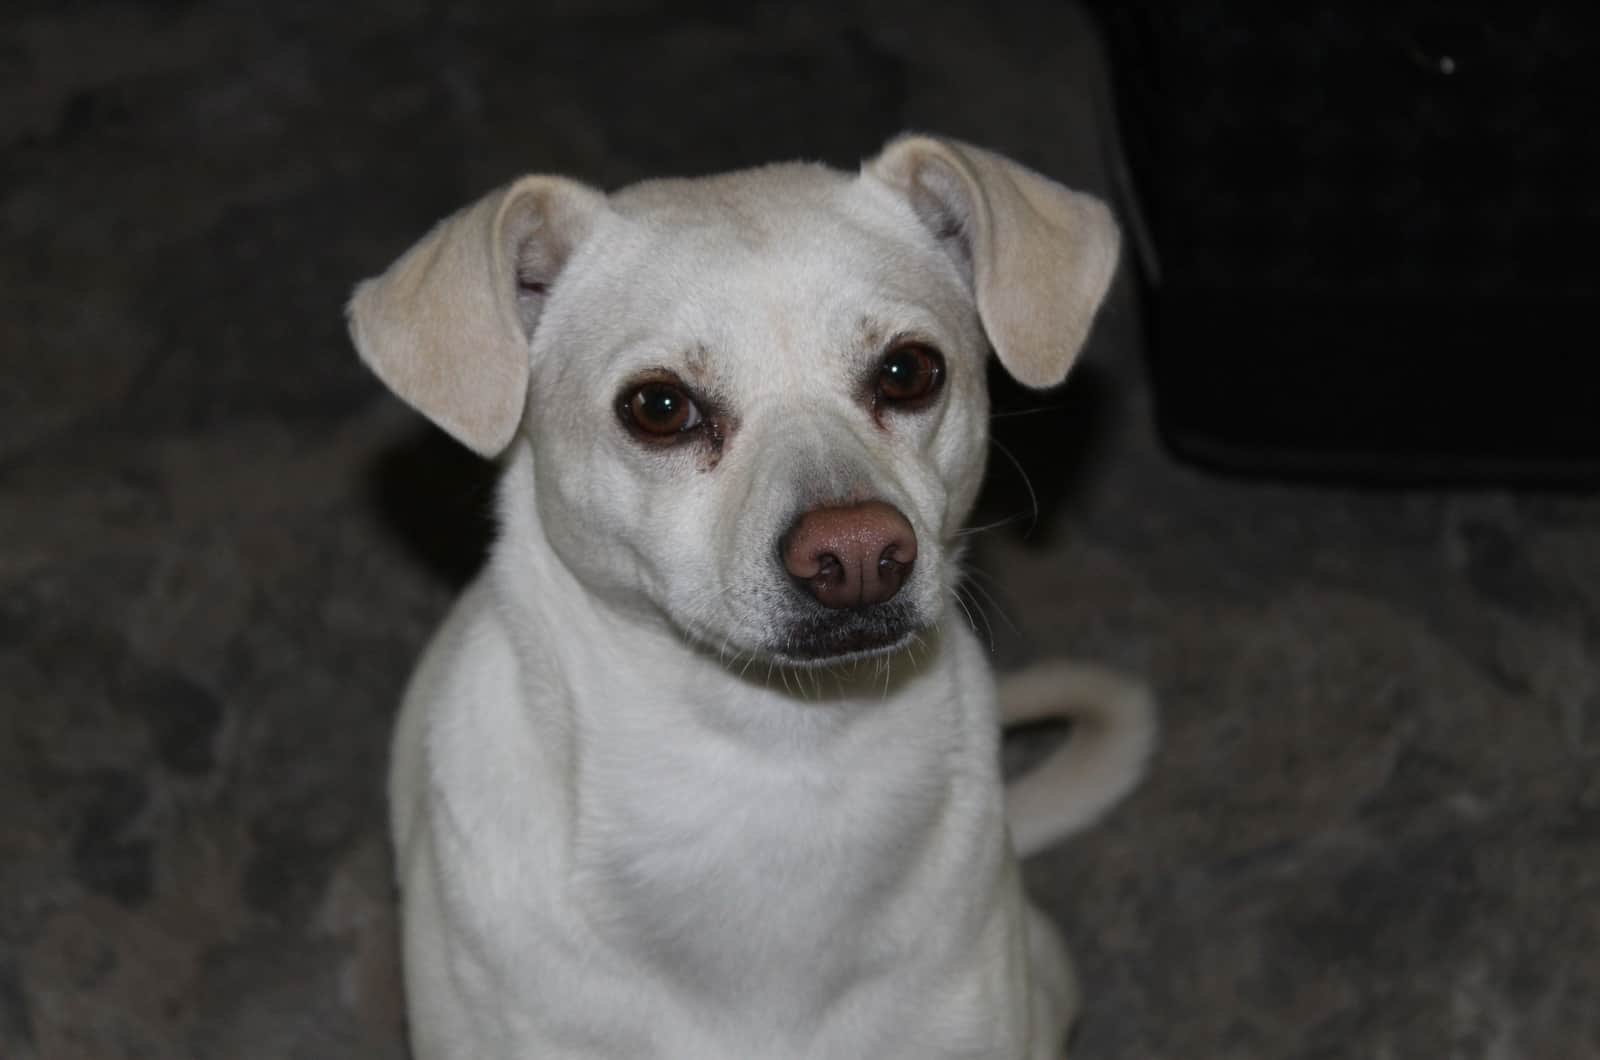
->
681, 621, 923, 673
762, 629, 919, 670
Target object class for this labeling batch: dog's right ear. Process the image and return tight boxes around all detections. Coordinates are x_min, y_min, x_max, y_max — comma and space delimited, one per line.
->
864, 135, 1119, 390
347, 177, 606, 457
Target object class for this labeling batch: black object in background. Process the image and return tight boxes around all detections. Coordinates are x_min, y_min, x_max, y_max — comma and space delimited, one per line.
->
1092, 6, 1600, 485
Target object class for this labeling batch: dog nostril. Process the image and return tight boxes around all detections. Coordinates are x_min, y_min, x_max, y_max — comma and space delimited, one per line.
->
815, 553, 845, 585
877, 543, 913, 595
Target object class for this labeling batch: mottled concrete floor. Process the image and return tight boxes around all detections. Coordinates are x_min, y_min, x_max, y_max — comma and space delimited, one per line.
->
5, 2, 1600, 1057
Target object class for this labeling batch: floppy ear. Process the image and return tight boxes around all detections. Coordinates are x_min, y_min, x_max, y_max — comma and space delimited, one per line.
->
346, 176, 606, 456
864, 135, 1120, 388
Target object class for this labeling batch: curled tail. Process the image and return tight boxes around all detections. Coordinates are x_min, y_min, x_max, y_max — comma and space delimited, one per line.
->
999, 659, 1158, 859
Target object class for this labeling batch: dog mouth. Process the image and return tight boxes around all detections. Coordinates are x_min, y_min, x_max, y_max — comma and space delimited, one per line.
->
764, 601, 922, 666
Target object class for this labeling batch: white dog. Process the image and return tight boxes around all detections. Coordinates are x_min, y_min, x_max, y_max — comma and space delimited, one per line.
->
348, 133, 1155, 1059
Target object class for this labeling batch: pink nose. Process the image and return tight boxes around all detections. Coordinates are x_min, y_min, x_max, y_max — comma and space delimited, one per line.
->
781, 501, 918, 609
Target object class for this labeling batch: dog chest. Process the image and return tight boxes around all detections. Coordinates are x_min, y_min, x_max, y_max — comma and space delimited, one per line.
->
565, 695, 998, 1010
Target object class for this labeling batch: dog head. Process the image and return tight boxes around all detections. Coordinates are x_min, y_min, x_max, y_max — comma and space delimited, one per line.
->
348, 136, 1118, 668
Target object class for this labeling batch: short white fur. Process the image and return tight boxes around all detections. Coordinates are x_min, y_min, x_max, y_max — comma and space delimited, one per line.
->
349, 134, 1155, 1059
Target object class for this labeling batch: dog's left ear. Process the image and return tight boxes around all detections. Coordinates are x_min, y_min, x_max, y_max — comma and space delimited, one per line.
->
864, 135, 1120, 388
347, 176, 606, 456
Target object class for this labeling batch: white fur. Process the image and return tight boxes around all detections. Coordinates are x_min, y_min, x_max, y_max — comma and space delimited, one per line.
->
353, 138, 1154, 1059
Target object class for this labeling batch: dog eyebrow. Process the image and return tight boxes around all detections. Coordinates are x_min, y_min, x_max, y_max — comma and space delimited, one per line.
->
858, 308, 954, 356
856, 317, 888, 352
682, 342, 712, 377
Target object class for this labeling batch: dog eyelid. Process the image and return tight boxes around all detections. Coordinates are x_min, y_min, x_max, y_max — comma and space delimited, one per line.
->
617, 374, 715, 444
871, 341, 946, 413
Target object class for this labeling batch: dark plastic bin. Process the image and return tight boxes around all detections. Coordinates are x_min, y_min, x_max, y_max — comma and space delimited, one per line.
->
1090, 5, 1600, 485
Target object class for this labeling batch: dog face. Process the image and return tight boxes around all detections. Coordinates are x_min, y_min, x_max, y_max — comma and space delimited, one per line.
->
348, 137, 1118, 668
521, 168, 990, 665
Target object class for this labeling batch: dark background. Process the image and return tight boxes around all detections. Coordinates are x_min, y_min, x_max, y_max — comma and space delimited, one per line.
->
1094, 4, 1600, 482
4, 2, 1599, 1057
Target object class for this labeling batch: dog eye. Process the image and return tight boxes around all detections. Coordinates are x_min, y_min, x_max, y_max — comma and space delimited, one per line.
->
874, 344, 945, 408
622, 381, 704, 439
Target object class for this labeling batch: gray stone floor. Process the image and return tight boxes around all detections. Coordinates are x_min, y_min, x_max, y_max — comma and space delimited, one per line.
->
5, 2, 1599, 1057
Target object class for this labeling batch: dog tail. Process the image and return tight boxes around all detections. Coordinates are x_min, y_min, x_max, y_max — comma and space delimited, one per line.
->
999, 659, 1157, 859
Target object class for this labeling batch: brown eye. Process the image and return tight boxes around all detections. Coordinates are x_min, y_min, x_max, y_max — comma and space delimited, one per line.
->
623, 381, 703, 439
875, 344, 944, 408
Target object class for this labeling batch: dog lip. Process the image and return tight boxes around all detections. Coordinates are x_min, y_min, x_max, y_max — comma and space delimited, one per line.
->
781, 628, 909, 662
766, 602, 922, 664
769, 628, 917, 668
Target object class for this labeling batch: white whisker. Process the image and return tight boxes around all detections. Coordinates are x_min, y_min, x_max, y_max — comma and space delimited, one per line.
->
987, 436, 1040, 540
952, 582, 995, 652
959, 572, 1019, 639
990, 403, 1068, 421
952, 511, 1031, 539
